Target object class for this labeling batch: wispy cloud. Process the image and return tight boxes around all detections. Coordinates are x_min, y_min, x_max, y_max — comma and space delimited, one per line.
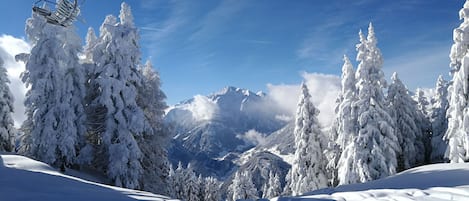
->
140, 0, 189, 55
295, 4, 366, 69
240, 39, 273, 45
189, 0, 246, 42
384, 43, 451, 90
139, 0, 166, 11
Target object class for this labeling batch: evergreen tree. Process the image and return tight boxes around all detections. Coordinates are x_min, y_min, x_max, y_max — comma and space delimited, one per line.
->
413, 88, 432, 163
388, 72, 424, 170
282, 169, 292, 196
136, 60, 171, 195
288, 83, 328, 195
20, 13, 85, 168
87, 3, 145, 188
168, 162, 205, 201
83, 27, 97, 63
197, 174, 205, 201
204, 176, 221, 201
414, 89, 430, 117
430, 75, 449, 162
264, 171, 282, 199
338, 24, 399, 184
171, 162, 185, 200
78, 28, 98, 166
184, 164, 200, 201
327, 55, 357, 186
59, 27, 87, 169
445, 0, 469, 163
229, 171, 258, 201
0, 57, 15, 152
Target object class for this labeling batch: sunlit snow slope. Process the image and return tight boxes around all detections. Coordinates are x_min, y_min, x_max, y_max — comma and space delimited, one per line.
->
0, 154, 176, 201
277, 163, 469, 201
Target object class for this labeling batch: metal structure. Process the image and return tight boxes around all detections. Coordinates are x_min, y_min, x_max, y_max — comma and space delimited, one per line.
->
32, 0, 80, 27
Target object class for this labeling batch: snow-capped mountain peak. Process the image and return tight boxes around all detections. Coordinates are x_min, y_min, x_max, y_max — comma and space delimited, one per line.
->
165, 86, 289, 178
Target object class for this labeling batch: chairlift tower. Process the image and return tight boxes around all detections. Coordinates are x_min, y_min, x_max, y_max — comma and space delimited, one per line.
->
32, 0, 80, 27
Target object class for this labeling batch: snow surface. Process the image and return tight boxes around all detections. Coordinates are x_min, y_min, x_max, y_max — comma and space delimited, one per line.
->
0, 153, 177, 201
276, 163, 469, 201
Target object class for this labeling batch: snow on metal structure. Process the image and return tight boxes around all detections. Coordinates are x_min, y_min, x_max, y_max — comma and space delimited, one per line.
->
32, 0, 80, 27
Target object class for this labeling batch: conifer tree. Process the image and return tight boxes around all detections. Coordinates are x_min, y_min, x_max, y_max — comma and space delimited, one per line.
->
445, 0, 469, 163
282, 169, 292, 195
327, 55, 357, 186
184, 164, 200, 201
414, 89, 430, 117
83, 27, 97, 63
204, 176, 222, 201
288, 83, 328, 195
338, 24, 399, 184
229, 171, 259, 201
430, 75, 449, 162
87, 3, 145, 188
264, 171, 282, 199
413, 89, 432, 163
171, 162, 186, 200
388, 72, 424, 170
136, 60, 171, 194
0, 57, 15, 152
21, 12, 86, 168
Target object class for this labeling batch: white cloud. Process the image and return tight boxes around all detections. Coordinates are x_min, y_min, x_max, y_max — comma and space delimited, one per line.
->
0, 35, 30, 127
302, 72, 341, 126
266, 73, 341, 127
236, 129, 267, 146
186, 95, 219, 121
266, 83, 300, 117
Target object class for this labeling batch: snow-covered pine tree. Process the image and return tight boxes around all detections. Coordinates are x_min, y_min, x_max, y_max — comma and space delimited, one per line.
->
229, 171, 259, 201
184, 164, 200, 201
136, 60, 171, 195
338, 24, 400, 185
77, 27, 99, 166
288, 83, 328, 196
171, 162, 185, 200
430, 75, 449, 162
414, 89, 430, 117
83, 27, 97, 63
197, 174, 205, 201
335, 55, 358, 150
388, 72, 425, 170
168, 162, 204, 201
282, 169, 292, 195
445, 0, 469, 163
58, 25, 87, 169
0, 57, 15, 152
204, 176, 221, 201
413, 88, 432, 163
87, 3, 145, 188
20, 12, 86, 168
327, 55, 357, 186
264, 171, 282, 199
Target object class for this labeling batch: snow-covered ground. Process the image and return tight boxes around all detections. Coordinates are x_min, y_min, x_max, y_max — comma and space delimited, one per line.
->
2, 152, 469, 201
276, 163, 469, 201
0, 153, 177, 201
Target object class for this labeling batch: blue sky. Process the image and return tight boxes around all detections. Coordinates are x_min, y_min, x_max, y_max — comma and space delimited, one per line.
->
0, 0, 464, 104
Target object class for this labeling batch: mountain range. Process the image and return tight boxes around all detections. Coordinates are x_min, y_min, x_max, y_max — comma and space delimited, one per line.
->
165, 86, 293, 178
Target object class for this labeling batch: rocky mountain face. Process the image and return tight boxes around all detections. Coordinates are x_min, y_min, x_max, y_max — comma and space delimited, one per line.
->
165, 86, 289, 178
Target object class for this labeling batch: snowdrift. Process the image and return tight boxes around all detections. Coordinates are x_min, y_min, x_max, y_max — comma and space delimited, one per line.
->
277, 163, 469, 201
0, 153, 176, 201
